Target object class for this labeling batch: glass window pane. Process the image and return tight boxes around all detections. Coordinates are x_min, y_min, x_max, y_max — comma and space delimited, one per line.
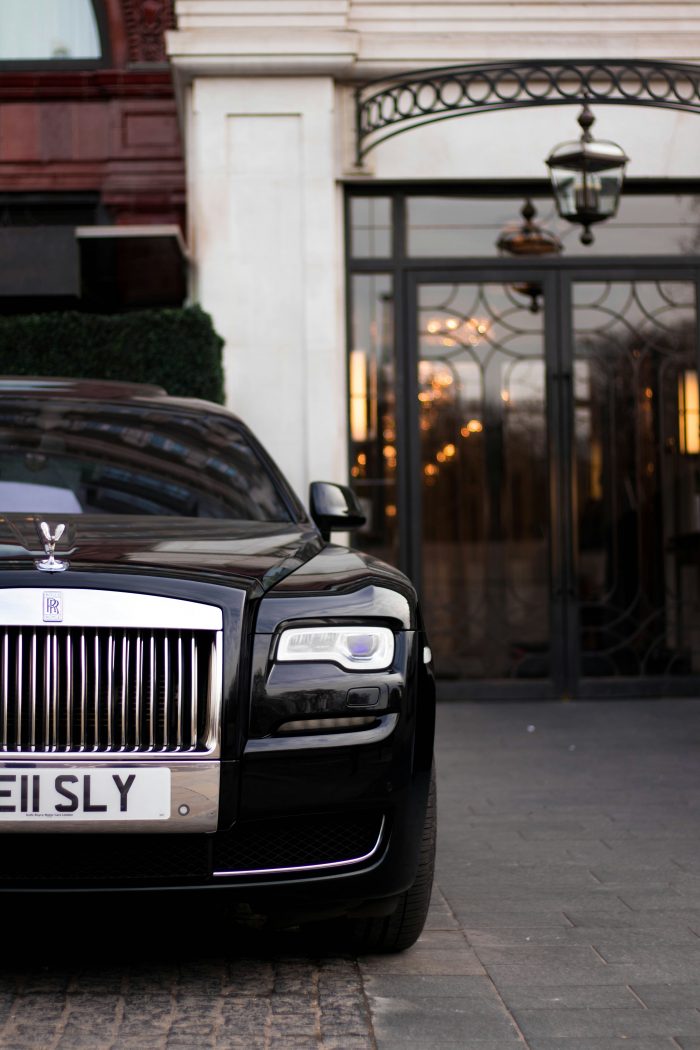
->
0, 400, 291, 520
0, 0, 101, 60
407, 193, 700, 257
348, 274, 399, 566
349, 197, 392, 258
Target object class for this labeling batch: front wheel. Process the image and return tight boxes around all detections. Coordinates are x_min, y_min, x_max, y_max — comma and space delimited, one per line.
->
339, 763, 437, 954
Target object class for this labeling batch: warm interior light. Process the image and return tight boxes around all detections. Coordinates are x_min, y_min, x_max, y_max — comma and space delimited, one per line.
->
679, 370, 700, 455
349, 349, 368, 442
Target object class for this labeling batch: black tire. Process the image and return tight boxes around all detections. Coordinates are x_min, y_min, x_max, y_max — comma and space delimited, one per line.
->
341, 762, 437, 954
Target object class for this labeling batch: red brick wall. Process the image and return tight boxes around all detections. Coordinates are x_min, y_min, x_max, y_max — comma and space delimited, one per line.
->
0, 0, 184, 229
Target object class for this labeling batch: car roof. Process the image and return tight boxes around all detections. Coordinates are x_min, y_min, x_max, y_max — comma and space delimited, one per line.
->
0, 376, 168, 399
0, 376, 244, 423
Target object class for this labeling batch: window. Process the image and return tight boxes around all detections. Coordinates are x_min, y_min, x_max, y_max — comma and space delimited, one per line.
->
0, 0, 102, 62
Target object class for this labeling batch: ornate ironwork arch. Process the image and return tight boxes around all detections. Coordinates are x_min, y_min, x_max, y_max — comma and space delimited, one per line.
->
355, 59, 700, 163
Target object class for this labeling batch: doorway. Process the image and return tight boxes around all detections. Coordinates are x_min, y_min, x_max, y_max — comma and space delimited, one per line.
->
408, 265, 700, 696
346, 189, 700, 696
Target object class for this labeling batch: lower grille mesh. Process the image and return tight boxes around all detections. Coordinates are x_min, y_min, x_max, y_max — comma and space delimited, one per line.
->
0, 834, 210, 883
214, 814, 384, 873
0, 815, 385, 886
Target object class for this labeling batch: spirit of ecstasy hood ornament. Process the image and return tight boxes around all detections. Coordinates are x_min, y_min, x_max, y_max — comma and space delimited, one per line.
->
36, 521, 68, 573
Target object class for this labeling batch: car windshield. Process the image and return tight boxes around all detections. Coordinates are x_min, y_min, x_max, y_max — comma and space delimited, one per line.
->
0, 399, 293, 521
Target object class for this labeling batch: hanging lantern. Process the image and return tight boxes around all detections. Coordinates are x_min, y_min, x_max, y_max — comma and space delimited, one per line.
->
496, 199, 562, 312
546, 105, 628, 245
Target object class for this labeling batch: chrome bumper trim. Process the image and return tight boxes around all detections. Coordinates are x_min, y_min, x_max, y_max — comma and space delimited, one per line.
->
0, 760, 219, 833
243, 713, 399, 754
213, 817, 385, 877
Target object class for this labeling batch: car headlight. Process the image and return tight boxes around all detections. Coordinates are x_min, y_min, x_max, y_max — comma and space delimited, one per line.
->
276, 625, 394, 671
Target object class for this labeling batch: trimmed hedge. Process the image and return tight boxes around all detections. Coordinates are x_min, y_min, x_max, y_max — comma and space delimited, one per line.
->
0, 306, 225, 404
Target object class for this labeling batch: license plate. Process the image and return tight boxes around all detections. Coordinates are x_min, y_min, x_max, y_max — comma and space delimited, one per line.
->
0, 768, 171, 822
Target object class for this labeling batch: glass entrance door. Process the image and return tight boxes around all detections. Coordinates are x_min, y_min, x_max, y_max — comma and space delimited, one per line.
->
410, 267, 700, 696
413, 277, 558, 687
571, 278, 700, 691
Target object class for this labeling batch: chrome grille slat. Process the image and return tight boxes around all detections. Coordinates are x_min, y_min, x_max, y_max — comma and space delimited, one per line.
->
43, 631, 51, 751
30, 630, 37, 752
150, 630, 156, 755
106, 631, 114, 750
190, 636, 197, 753
0, 625, 217, 755
79, 630, 86, 753
176, 633, 183, 751
93, 633, 100, 752
2, 633, 8, 747
16, 634, 23, 754
50, 630, 58, 751
162, 635, 170, 753
119, 633, 127, 753
65, 633, 73, 751
134, 632, 142, 751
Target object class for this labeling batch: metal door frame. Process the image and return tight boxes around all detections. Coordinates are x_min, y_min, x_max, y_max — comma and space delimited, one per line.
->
405, 257, 700, 698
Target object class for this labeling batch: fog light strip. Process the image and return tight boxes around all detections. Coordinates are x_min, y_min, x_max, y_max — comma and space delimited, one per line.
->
276, 716, 377, 733
244, 713, 399, 753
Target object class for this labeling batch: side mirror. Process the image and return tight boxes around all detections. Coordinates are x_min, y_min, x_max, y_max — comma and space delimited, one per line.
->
309, 481, 366, 541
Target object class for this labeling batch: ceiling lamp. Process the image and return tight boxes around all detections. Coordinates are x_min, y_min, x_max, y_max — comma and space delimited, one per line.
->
545, 104, 628, 245
496, 199, 562, 312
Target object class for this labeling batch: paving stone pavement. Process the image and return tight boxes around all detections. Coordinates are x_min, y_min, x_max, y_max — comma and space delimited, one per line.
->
3, 699, 700, 1049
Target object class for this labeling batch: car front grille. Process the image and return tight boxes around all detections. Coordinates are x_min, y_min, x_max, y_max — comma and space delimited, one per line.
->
0, 626, 218, 754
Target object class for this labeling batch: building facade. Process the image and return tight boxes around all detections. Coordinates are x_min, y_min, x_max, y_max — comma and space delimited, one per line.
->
168, 1, 700, 697
0, 0, 186, 313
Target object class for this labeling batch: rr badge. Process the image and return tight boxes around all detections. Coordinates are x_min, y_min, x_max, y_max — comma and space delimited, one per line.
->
42, 592, 63, 622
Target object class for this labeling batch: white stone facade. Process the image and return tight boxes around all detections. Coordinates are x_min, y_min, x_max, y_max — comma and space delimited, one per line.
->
167, 1, 700, 500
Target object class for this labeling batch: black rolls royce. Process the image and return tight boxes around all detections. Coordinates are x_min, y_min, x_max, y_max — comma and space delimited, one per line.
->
0, 378, 436, 952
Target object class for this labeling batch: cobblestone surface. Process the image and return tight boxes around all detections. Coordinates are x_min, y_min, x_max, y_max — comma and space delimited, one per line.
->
0, 931, 376, 1050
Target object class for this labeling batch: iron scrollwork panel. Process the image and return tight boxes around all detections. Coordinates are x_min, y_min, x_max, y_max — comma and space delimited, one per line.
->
356, 60, 700, 161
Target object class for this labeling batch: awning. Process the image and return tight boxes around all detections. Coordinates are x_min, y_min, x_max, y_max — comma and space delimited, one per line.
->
0, 224, 189, 309
75, 224, 189, 309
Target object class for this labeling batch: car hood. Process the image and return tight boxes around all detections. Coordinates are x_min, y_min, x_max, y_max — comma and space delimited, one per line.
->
0, 515, 324, 593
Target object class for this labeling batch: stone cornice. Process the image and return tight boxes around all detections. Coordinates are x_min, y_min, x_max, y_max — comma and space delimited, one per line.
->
167, 27, 700, 84
166, 28, 360, 79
